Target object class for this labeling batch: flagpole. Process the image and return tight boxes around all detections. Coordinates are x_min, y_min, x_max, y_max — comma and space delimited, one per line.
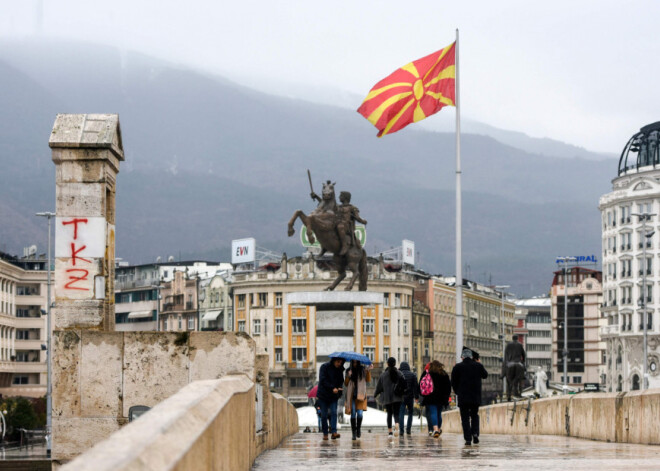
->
454, 28, 464, 364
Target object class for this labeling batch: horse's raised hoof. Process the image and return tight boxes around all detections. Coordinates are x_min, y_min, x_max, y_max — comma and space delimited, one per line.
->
287, 227, 295, 237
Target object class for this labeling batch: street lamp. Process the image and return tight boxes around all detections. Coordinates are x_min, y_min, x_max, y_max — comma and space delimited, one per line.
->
495, 285, 510, 398
556, 256, 577, 393
35, 211, 55, 455
632, 212, 655, 390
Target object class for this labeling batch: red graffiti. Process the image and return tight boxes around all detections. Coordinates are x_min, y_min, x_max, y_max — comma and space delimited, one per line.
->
62, 218, 88, 240
70, 243, 91, 266
64, 269, 90, 291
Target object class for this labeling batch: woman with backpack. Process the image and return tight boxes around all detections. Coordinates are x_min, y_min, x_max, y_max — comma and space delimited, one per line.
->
374, 357, 404, 438
419, 360, 452, 438
344, 360, 372, 440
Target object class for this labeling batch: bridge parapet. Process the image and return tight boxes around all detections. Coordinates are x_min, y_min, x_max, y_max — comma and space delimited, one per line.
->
442, 389, 660, 445
61, 375, 298, 471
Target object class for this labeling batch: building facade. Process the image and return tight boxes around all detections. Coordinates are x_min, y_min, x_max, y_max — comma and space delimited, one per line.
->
411, 298, 433, 377
423, 277, 516, 403
0, 250, 48, 398
199, 273, 233, 331
515, 297, 552, 378
599, 122, 660, 391
160, 271, 200, 332
230, 255, 417, 403
551, 267, 604, 387
115, 263, 160, 331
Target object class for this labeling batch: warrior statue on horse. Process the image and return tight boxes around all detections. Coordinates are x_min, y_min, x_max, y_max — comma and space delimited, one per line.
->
287, 173, 369, 291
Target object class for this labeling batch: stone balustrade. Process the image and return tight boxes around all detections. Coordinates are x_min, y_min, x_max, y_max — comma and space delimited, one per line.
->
442, 388, 660, 445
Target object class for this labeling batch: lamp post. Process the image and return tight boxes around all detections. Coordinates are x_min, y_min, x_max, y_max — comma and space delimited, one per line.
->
556, 256, 577, 393
495, 285, 510, 398
35, 211, 55, 455
632, 212, 655, 390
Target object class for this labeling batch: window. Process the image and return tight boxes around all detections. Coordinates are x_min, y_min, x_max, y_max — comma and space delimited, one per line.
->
292, 318, 307, 334
237, 294, 246, 308
275, 293, 282, 306
16, 309, 30, 318
403, 319, 409, 335
290, 377, 306, 388
178, 317, 182, 330
272, 377, 283, 388
363, 318, 375, 334
383, 319, 389, 335
275, 348, 283, 363
187, 317, 195, 330
12, 375, 28, 385
403, 347, 409, 362
258, 293, 268, 306
264, 319, 268, 336
253, 319, 261, 335
424, 342, 430, 357
395, 293, 401, 307
398, 319, 401, 335
292, 347, 307, 362
573, 376, 582, 384
383, 293, 390, 307
238, 320, 246, 332
164, 318, 168, 331
364, 347, 375, 361
16, 330, 29, 340
383, 347, 390, 359
275, 319, 283, 334
15, 352, 29, 362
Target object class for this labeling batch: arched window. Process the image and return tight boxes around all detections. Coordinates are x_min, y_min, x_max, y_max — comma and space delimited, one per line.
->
632, 374, 640, 390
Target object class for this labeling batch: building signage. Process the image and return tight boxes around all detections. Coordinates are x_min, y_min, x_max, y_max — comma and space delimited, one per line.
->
583, 383, 600, 392
231, 238, 256, 264
402, 239, 415, 265
555, 255, 598, 264
301, 226, 366, 249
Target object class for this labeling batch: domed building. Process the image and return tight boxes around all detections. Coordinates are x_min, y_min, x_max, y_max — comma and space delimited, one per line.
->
599, 122, 660, 392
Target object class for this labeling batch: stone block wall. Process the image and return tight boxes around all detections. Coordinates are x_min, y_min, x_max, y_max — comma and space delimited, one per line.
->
52, 331, 256, 461
442, 389, 660, 445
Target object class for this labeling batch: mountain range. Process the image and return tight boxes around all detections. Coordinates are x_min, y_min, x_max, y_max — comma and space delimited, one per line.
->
0, 38, 618, 296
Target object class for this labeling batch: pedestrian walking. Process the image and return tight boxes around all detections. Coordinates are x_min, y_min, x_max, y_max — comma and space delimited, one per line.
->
374, 357, 404, 438
344, 360, 372, 440
317, 356, 346, 440
451, 348, 488, 446
397, 361, 419, 436
419, 360, 451, 438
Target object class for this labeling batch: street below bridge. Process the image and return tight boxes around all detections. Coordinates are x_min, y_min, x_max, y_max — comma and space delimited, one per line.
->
253, 431, 660, 470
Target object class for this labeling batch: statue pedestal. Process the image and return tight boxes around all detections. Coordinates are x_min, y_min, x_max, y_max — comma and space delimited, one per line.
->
286, 291, 382, 381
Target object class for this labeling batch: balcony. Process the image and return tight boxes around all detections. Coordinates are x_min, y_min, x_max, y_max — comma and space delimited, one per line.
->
600, 325, 619, 336
115, 279, 157, 290
413, 329, 422, 337
286, 361, 312, 370
424, 331, 433, 339
15, 339, 44, 351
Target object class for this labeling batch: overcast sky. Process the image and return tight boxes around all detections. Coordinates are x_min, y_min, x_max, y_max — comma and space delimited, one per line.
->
2, 0, 658, 153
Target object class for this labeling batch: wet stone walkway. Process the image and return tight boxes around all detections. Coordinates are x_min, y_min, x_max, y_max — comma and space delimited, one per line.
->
253, 431, 660, 470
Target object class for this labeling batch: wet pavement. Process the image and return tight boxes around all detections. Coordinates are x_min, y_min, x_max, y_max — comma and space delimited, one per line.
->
253, 431, 660, 470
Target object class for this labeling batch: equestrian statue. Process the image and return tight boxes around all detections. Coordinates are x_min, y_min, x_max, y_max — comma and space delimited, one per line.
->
287, 173, 368, 291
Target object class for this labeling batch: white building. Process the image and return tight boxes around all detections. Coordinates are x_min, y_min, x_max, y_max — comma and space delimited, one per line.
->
599, 122, 660, 391
0, 249, 49, 398
515, 297, 552, 378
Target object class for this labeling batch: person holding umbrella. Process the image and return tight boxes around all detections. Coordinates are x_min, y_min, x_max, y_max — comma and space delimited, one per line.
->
344, 359, 371, 440
318, 356, 346, 440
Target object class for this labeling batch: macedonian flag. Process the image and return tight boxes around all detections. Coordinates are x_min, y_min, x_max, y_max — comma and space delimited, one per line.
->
357, 42, 456, 137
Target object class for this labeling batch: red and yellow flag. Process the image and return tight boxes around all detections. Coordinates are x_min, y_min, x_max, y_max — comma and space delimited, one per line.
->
357, 42, 456, 137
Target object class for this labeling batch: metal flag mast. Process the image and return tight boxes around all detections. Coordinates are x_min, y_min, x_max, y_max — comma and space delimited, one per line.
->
454, 28, 464, 364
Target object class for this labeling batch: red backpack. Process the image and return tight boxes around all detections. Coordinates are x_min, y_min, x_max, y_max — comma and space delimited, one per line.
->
420, 371, 434, 396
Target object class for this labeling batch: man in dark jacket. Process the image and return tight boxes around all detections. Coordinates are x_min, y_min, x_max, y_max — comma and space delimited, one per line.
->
504, 335, 526, 401
317, 357, 346, 440
451, 348, 488, 445
397, 361, 419, 435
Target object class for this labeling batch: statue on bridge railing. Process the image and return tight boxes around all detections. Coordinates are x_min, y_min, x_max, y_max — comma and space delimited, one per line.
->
503, 335, 526, 401
287, 172, 368, 291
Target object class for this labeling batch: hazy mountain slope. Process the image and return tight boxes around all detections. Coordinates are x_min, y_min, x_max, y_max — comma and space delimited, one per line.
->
0, 39, 614, 296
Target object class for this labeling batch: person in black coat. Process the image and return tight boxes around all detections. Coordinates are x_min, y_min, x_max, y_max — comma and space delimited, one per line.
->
451, 348, 488, 445
420, 360, 451, 437
504, 335, 526, 400
397, 361, 419, 435
317, 357, 346, 440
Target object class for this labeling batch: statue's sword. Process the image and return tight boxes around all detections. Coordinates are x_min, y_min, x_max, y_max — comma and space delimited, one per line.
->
307, 169, 315, 199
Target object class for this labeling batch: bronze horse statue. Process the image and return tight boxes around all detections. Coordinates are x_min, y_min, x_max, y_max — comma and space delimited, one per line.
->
287, 181, 368, 291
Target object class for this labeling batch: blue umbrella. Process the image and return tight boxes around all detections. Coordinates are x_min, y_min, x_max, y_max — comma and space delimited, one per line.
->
328, 351, 372, 366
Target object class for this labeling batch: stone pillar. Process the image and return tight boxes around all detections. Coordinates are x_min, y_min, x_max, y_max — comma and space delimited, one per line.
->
49, 114, 124, 331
